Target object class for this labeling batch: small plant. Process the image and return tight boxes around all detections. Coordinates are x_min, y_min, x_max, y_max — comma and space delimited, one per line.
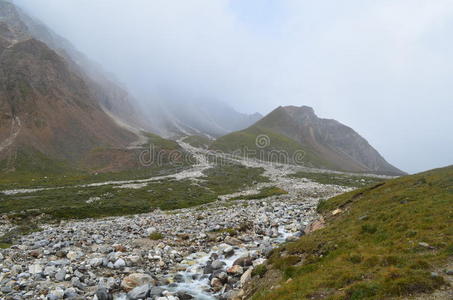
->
361, 224, 378, 234
347, 254, 363, 264
252, 264, 268, 278
149, 232, 164, 240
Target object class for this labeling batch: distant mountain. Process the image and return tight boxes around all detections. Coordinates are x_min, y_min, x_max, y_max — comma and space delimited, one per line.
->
212, 105, 405, 175
146, 97, 262, 138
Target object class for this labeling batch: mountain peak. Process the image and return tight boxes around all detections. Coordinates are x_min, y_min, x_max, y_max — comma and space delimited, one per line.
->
244, 105, 405, 175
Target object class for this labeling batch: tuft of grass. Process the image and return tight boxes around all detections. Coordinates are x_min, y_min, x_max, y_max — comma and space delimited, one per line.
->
230, 186, 288, 201
149, 232, 164, 240
250, 165, 453, 300
290, 171, 386, 188
252, 264, 268, 278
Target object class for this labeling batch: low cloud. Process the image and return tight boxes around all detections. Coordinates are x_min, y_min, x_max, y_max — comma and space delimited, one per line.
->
14, 0, 453, 173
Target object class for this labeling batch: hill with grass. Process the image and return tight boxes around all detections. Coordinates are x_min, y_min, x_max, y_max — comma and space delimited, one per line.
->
246, 165, 453, 299
211, 106, 404, 175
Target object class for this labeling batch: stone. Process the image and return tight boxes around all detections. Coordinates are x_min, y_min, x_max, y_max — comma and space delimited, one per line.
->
210, 277, 223, 288
29, 250, 41, 258
89, 258, 103, 267
114, 258, 126, 269
418, 242, 434, 249
331, 208, 343, 216
121, 273, 155, 291
66, 251, 78, 260
176, 291, 194, 299
304, 217, 325, 234
95, 288, 113, 300
240, 267, 253, 286
48, 288, 64, 299
227, 265, 244, 276
55, 269, 66, 282
285, 236, 298, 242
233, 256, 253, 267
127, 284, 151, 299
28, 264, 43, 274
149, 286, 165, 297
223, 246, 235, 257
64, 288, 78, 298
113, 244, 127, 252
211, 260, 226, 270
224, 236, 242, 246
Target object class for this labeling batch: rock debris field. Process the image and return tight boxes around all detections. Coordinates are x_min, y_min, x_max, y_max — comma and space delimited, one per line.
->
0, 141, 352, 300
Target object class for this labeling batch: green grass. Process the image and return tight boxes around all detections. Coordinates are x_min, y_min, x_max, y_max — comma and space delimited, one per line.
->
200, 163, 268, 195
0, 164, 267, 223
0, 132, 187, 189
290, 171, 386, 188
0, 164, 191, 190
252, 264, 268, 278
0, 164, 268, 247
184, 135, 212, 148
250, 165, 453, 300
143, 132, 181, 150
211, 126, 338, 170
230, 186, 288, 201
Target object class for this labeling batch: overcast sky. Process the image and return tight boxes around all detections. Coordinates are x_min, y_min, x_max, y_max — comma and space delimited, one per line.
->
14, 0, 453, 173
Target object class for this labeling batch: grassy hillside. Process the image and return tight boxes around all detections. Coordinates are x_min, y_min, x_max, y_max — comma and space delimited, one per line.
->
184, 135, 213, 148
248, 165, 453, 300
0, 132, 187, 189
210, 126, 338, 169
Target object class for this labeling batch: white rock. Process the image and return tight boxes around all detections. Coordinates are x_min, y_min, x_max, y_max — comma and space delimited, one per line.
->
240, 267, 253, 286
114, 258, 126, 269
28, 264, 43, 274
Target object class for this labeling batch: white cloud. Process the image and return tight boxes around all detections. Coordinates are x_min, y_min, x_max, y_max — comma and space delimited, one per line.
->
14, 0, 453, 173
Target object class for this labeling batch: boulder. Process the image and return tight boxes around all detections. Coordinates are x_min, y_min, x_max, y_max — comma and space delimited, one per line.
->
121, 273, 155, 291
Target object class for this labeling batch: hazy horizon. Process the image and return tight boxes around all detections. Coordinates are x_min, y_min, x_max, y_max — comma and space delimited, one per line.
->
14, 0, 453, 174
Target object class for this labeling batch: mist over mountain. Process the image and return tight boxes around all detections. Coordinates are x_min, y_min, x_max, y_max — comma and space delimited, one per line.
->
0, 0, 151, 173
0, 2, 452, 300
11, 0, 453, 173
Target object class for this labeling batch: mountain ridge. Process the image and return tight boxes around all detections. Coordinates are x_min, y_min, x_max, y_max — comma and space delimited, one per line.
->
212, 105, 404, 175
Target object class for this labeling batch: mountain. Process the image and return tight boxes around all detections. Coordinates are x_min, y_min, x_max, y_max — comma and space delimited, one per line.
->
212, 105, 405, 175
9, 1, 149, 130
246, 165, 453, 299
0, 1, 160, 174
146, 97, 262, 138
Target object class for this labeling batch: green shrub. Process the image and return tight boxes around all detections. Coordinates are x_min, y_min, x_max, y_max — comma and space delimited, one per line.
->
149, 232, 164, 240
252, 264, 268, 278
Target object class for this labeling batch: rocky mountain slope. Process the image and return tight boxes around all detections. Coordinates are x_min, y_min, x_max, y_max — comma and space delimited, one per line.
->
212, 106, 405, 175
0, 0, 159, 174
9, 0, 149, 130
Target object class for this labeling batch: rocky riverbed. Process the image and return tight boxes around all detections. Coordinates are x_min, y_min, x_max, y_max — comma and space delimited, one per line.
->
0, 141, 353, 300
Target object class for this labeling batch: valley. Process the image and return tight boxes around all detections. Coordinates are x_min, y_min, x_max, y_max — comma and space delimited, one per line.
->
0, 1, 451, 299
0, 138, 362, 299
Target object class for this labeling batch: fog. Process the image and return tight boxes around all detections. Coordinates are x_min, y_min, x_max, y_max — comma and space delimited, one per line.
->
14, 0, 453, 173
